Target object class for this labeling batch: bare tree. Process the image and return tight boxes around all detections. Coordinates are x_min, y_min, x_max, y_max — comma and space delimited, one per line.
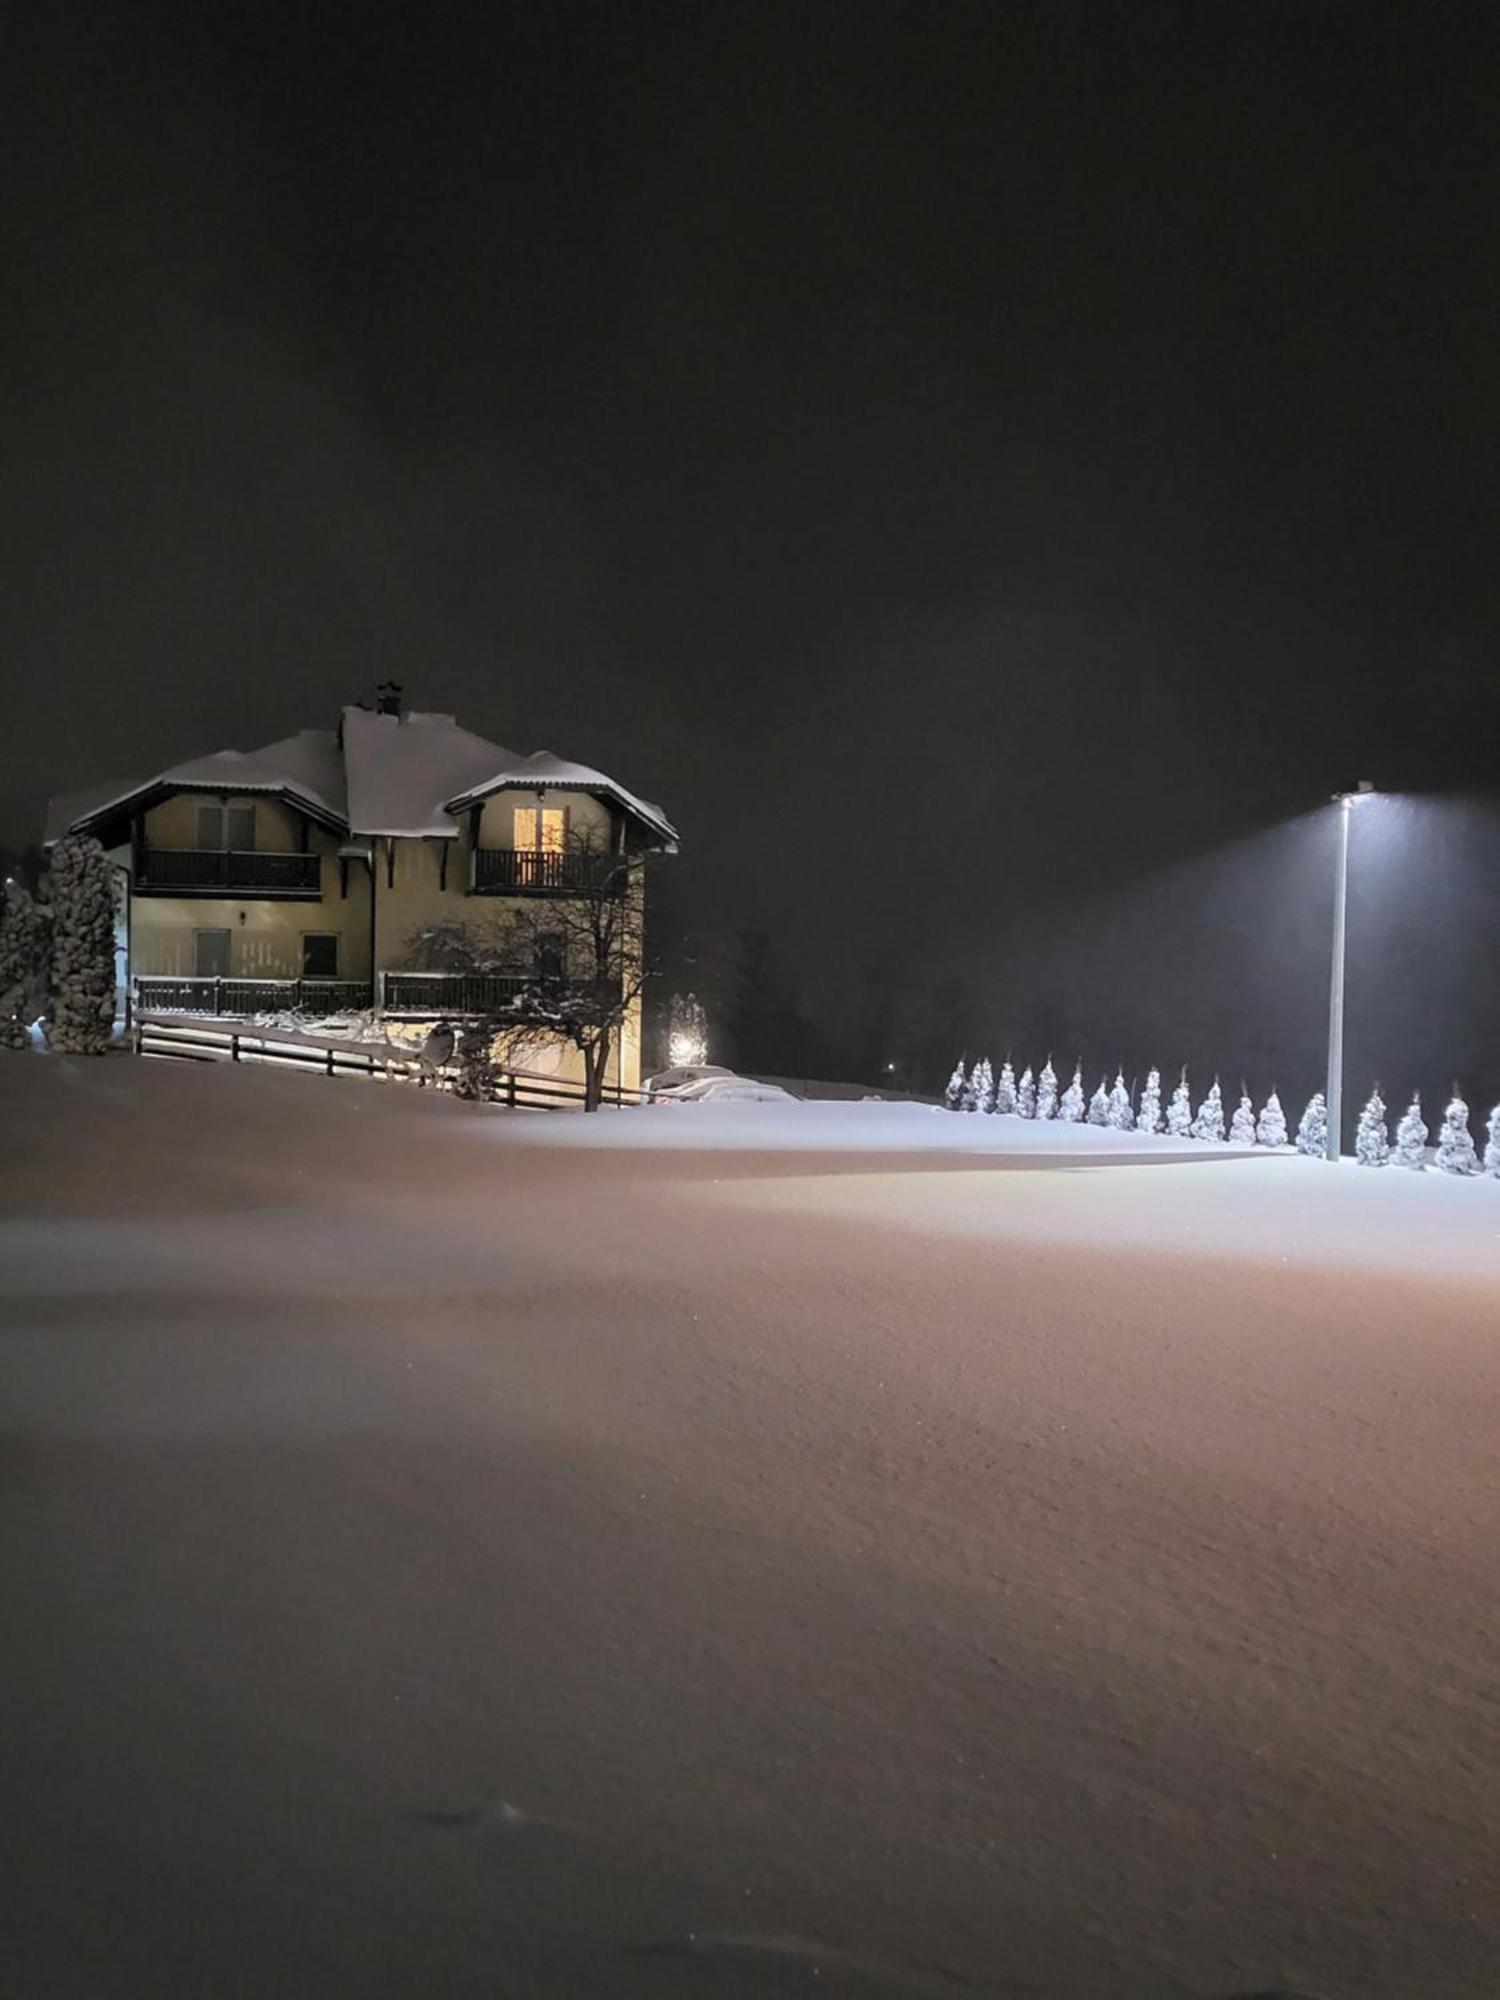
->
403, 826, 647, 1112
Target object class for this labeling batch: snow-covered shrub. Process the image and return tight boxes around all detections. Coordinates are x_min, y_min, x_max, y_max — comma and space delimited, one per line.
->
1296, 1092, 1328, 1158
1036, 1059, 1059, 1121
1136, 1067, 1162, 1134
667, 991, 709, 1069
1165, 1070, 1193, 1138
1393, 1095, 1427, 1169
0, 878, 51, 1049
1229, 1090, 1256, 1146
1436, 1093, 1478, 1176
450, 1021, 499, 1101
1016, 1066, 1037, 1118
1057, 1063, 1084, 1122
1355, 1088, 1389, 1166
1485, 1104, 1500, 1179
1087, 1075, 1110, 1125
1255, 1091, 1288, 1148
1191, 1078, 1226, 1143
1107, 1073, 1133, 1130
992, 1059, 1017, 1117
47, 836, 115, 1053
944, 1061, 967, 1111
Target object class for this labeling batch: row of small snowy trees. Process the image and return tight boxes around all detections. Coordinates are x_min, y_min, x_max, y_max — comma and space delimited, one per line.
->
0, 836, 115, 1053
944, 1057, 1500, 1177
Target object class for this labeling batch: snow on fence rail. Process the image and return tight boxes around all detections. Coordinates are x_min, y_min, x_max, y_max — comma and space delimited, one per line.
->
132, 1017, 646, 1111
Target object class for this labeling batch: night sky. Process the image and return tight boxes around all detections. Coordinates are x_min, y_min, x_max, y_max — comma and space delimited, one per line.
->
4, 3, 1498, 1092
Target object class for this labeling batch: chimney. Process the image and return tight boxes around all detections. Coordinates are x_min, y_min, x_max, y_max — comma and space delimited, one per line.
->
376, 680, 404, 718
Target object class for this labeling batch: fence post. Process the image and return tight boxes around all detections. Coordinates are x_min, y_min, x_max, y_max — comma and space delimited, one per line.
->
213, 976, 222, 1016
326, 1047, 335, 1076
507, 1073, 516, 1108
231, 1033, 240, 1063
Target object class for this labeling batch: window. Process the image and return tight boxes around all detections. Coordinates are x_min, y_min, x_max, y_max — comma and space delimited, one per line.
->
513, 805, 566, 853
195, 804, 256, 851
194, 929, 231, 977
301, 933, 338, 978
534, 932, 565, 984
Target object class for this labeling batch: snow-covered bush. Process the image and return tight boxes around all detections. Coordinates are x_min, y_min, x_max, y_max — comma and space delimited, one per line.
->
1057, 1063, 1084, 1122
47, 836, 115, 1053
1136, 1067, 1162, 1134
450, 1021, 499, 1101
1016, 1066, 1037, 1118
1355, 1088, 1389, 1166
1393, 1095, 1427, 1169
0, 878, 52, 1049
1228, 1089, 1256, 1146
1165, 1070, 1193, 1138
1087, 1075, 1110, 1125
1485, 1104, 1500, 1179
1255, 1091, 1288, 1148
1036, 1059, 1059, 1120
1107, 1073, 1133, 1130
1191, 1078, 1226, 1143
1296, 1092, 1328, 1158
944, 1061, 967, 1111
1436, 1093, 1478, 1176
992, 1059, 1017, 1117
667, 991, 709, 1069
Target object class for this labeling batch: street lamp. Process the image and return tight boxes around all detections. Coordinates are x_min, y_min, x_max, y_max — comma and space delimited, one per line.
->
1325, 780, 1376, 1161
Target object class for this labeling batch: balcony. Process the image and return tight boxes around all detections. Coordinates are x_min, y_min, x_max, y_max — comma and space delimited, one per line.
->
472, 847, 620, 895
379, 970, 541, 1015
134, 848, 323, 897
134, 976, 372, 1016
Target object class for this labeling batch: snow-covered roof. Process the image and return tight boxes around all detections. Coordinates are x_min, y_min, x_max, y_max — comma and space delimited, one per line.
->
48, 706, 677, 852
340, 706, 520, 838
446, 749, 679, 849
50, 728, 348, 841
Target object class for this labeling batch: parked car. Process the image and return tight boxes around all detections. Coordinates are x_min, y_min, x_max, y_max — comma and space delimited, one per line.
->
644, 1063, 736, 1098
668, 1075, 797, 1104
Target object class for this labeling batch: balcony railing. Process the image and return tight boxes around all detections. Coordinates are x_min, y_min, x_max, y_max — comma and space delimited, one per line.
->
473, 847, 620, 895
134, 849, 322, 895
134, 976, 372, 1017
379, 970, 541, 1014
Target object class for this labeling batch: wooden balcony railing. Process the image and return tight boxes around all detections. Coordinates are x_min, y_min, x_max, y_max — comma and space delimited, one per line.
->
134, 976, 372, 1016
379, 971, 542, 1014
134, 849, 322, 895
472, 847, 621, 895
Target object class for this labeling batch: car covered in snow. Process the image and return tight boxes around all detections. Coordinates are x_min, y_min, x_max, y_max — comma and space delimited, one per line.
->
643, 1063, 737, 1098
663, 1074, 797, 1105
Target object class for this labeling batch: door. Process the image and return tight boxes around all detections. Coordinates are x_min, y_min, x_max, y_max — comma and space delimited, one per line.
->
194, 929, 231, 978
301, 933, 338, 978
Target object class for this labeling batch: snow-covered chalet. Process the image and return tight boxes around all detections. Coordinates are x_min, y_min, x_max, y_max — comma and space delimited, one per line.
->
45, 684, 677, 1091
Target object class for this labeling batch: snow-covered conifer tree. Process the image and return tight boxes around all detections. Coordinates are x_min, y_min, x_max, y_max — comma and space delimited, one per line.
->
1355, 1088, 1389, 1166
47, 836, 115, 1053
1165, 1069, 1193, 1138
1295, 1092, 1328, 1158
1436, 1092, 1478, 1176
992, 1059, 1017, 1116
1255, 1090, 1288, 1148
0, 878, 51, 1049
1484, 1104, 1500, 1178
944, 1060, 967, 1111
1107, 1072, 1133, 1129
1016, 1066, 1036, 1118
1056, 1064, 1080, 1128
1136, 1067, 1162, 1134
969, 1057, 994, 1114
1229, 1089, 1256, 1146
1036, 1059, 1059, 1120
1393, 1094, 1427, 1169
1191, 1078, 1226, 1142
1087, 1074, 1110, 1125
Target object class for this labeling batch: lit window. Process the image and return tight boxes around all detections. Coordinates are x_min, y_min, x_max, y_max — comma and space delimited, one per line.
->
513, 806, 566, 852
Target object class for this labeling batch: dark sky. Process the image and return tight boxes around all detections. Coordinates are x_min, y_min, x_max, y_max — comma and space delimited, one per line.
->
4, 2, 1498, 1054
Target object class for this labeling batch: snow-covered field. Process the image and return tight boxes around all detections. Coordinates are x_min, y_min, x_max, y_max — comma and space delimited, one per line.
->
2, 1054, 1497, 1998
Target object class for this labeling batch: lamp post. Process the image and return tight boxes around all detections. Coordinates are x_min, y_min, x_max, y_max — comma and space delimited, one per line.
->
1326, 781, 1376, 1161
